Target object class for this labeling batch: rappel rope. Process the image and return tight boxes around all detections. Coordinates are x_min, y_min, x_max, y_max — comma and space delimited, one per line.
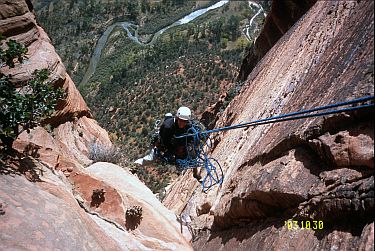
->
175, 95, 374, 192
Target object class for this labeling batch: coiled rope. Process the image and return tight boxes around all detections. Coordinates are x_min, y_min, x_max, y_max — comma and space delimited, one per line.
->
176, 95, 374, 192
176, 121, 223, 192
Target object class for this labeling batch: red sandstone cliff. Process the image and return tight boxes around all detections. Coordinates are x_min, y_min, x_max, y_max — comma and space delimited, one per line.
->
164, 1, 374, 250
238, 0, 317, 82
202, 0, 317, 131
0, 1, 193, 250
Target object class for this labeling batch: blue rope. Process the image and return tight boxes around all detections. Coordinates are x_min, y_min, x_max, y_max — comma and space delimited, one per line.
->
176, 122, 223, 192
175, 95, 374, 192
179, 95, 374, 137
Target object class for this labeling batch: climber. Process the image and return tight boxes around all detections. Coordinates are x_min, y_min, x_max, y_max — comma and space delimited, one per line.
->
134, 106, 201, 181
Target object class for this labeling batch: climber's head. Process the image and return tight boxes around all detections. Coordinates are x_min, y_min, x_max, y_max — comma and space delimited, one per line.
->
176, 106, 191, 128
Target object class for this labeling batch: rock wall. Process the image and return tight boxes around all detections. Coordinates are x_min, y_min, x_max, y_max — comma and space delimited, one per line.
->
0, 0, 92, 125
0, 1, 193, 250
202, 0, 317, 131
0, 161, 193, 250
0, 0, 109, 188
164, 1, 374, 250
238, 0, 316, 82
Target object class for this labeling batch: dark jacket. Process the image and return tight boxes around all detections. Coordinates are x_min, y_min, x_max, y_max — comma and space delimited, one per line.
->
159, 117, 191, 157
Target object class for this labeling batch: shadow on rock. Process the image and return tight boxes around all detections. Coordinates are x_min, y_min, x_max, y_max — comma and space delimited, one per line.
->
207, 217, 287, 245
125, 214, 142, 231
0, 144, 42, 182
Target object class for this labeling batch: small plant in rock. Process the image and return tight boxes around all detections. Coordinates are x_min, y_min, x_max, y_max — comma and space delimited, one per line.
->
126, 205, 143, 218
88, 141, 121, 164
90, 188, 106, 208
125, 205, 143, 230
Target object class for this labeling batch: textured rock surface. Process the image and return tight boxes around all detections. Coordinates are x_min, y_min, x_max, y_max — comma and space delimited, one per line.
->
0, 161, 193, 250
238, 0, 316, 82
0, 0, 91, 125
75, 162, 193, 250
12, 116, 112, 172
164, 1, 374, 250
200, 93, 228, 130
0, 162, 122, 251
193, 222, 374, 251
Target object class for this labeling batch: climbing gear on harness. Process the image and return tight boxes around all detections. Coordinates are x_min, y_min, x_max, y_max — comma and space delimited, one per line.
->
176, 95, 374, 192
152, 119, 205, 166
153, 147, 175, 164
150, 113, 174, 147
150, 119, 161, 147
177, 106, 192, 121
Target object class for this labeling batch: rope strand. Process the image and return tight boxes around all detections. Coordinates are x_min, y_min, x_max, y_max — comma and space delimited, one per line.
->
177, 95, 374, 138
175, 95, 374, 192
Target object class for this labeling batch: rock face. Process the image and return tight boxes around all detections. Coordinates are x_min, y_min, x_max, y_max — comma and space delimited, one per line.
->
163, 1, 374, 250
1, 1, 193, 250
0, 164, 122, 251
0, 161, 192, 250
200, 93, 228, 130
238, 0, 316, 82
1, 0, 109, 177
74, 162, 192, 250
204, 0, 317, 131
0, 0, 91, 125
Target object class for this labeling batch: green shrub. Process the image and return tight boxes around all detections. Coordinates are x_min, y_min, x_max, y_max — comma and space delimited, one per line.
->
0, 35, 64, 152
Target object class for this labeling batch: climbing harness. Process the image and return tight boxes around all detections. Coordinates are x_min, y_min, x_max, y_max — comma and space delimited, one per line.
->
176, 95, 374, 192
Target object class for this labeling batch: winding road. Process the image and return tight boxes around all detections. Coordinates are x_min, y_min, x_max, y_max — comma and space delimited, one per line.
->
80, 0, 264, 86
80, 1, 229, 86
243, 1, 266, 42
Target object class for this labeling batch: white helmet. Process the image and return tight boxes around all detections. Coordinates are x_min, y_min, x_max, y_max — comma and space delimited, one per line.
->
176, 106, 191, 121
